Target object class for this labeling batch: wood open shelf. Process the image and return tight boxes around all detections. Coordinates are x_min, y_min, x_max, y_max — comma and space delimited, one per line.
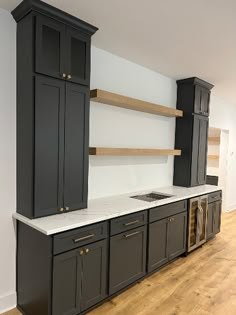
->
208, 155, 219, 160
90, 89, 183, 118
208, 136, 220, 144
89, 147, 181, 156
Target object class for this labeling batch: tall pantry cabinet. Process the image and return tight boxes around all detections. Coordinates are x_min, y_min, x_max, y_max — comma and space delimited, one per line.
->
12, 0, 98, 218
174, 77, 214, 187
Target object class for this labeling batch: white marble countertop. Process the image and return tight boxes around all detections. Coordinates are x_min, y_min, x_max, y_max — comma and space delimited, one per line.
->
13, 185, 221, 235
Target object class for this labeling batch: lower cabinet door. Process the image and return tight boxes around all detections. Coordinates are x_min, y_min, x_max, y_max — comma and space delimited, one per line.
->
109, 226, 147, 295
148, 218, 169, 272
207, 203, 214, 240
168, 212, 187, 261
52, 249, 82, 315
52, 240, 108, 315
81, 240, 108, 311
213, 201, 222, 235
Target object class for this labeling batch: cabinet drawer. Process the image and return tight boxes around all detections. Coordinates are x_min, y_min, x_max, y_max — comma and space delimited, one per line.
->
110, 211, 147, 236
53, 222, 108, 255
208, 191, 222, 203
149, 200, 187, 223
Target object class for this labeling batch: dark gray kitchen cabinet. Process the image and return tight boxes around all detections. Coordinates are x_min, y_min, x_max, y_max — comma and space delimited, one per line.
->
168, 212, 187, 260
34, 76, 65, 217
35, 15, 65, 79
80, 240, 108, 311
194, 85, 211, 116
213, 201, 222, 235
148, 218, 169, 272
207, 200, 222, 240
64, 83, 89, 211
176, 77, 213, 117
65, 27, 91, 85
33, 77, 89, 218
53, 239, 108, 315
35, 15, 91, 85
174, 77, 213, 187
206, 202, 214, 240
148, 211, 187, 272
191, 115, 209, 186
52, 249, 81, 315
17, 221, 108, 315
109, 226, 147, 295
13, 0, 97, 218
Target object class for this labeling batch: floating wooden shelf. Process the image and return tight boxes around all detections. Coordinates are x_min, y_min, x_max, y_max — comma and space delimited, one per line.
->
208, 155, 219, 160
208, 136, 220, 144
90, 89, 183, 118
89, 147, 181, 156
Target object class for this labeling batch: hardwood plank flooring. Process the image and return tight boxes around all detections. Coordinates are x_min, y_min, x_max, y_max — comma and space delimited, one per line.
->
3, 211, 236, 315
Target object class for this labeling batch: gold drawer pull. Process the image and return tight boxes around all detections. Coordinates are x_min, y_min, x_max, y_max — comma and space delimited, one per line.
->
73, 234, 95, 243
124, 220, 140, 226
124, 231, 141, 239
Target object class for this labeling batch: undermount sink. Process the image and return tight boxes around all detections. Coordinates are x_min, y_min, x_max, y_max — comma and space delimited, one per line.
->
130, 192, 173, 202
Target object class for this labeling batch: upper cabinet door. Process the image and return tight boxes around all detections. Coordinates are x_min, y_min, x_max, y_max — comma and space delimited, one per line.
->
194, 86, 210, 116
65, 26, 91, 85
35, 15, 66, 79
34, 76, 65, 218
63, 83, 90, 211
201, 88, 210, 116
194, 86, 202, 114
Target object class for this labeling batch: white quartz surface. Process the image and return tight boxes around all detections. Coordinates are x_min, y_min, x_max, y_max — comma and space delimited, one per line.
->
13, 185, 221, 235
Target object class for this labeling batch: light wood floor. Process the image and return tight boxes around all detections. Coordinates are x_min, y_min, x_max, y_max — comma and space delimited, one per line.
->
3, 211, 236, 315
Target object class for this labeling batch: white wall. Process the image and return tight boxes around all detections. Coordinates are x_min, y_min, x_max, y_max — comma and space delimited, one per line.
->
89, 47, 177, 199
209, 94, 236, 211
0, 9, 16, 313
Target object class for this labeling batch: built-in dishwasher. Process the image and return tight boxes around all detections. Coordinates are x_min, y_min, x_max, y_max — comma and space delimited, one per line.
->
188, 195, 208, 253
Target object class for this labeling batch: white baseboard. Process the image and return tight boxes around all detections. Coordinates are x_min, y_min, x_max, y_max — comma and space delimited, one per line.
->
0, 291, 16, 314
225, 204, 236, 212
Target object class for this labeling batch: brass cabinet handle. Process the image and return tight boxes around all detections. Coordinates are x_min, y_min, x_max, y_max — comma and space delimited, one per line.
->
67, 74, 72, 80
73, 233, 95, 243
58, 207, 64, 212
124, 220, 140, 226
65, 206, 70, 211
61, 73, 67, 78
124, 231, 141, 239
79, 250, 84, 256
85, 248, 89, 254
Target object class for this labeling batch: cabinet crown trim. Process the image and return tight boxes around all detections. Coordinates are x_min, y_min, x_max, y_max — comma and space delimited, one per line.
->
176, 77, 214, 90
12, 0, 98, 35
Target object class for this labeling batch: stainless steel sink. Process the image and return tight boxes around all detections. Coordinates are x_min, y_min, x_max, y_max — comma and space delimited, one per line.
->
130, 192, 173, 202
